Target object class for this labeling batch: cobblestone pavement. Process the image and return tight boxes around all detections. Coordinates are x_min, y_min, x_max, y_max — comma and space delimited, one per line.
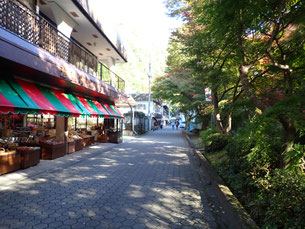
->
0, 127, 217, 229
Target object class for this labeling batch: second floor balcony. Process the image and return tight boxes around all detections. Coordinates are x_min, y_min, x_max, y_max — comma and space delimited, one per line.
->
0, 0, 125, 93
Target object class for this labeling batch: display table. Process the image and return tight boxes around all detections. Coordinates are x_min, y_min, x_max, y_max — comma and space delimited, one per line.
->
82, 136, 95, 147
68, 141, 75, 154
0, 150, 20, 175
41, 142, 66, 160
19, 147, 40, 169
97, 136, 108, 143
88, 136, 95, 145
108, 131, 122, 144
74, 139, 83, 151
19, 142, 40, 147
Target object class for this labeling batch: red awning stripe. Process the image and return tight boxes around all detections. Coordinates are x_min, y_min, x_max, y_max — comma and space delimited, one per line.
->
16, 79, 56, 111
110, 104, 124, 119
0, 79, 29, 109
92, 100, 110, 118
76, 96, 100, 117
0, 93, 15, 107
103, 103, 118, 118
51, 89, 83, 115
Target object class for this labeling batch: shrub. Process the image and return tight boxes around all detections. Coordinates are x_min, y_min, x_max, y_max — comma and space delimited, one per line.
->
199, 127, 231, 152
262, 170, 305, 228
205, 133, 231, 152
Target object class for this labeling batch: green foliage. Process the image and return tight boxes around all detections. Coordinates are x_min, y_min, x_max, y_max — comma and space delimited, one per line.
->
225, 99, 256, 131
199, 126, 217, 145
203, 115, 305, 227
262, 170, 305, 229
134, 123, 145, 134
285, 143, 305, 174
200, 127, 231, 152
165, 0, 305, 227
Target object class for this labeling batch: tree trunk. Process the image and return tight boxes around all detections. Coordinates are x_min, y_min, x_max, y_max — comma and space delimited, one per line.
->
279, 116, 296, 168
237, 21, 268, 113
224, 111, 232, 134
211, 90, 224, 134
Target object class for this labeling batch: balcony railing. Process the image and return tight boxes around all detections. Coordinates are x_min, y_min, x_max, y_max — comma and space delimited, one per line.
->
0, 0, 125, 93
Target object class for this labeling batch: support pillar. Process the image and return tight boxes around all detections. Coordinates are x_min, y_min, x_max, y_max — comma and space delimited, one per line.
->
56, 116, 67, 141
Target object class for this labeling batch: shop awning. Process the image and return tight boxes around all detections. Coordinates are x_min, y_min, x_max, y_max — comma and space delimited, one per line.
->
109, 104, 124, 119
72, 96, 115, 118
74, 96, 100, 117
8, 79, 83, 116
0, 78, 124, 119
103, 103, 124, 119
88, 99, 110, 118
0, 79, 34, 114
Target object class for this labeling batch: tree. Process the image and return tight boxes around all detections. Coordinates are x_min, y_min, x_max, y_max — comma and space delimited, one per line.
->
166, 0, 305, 167
152, 32, 209, 125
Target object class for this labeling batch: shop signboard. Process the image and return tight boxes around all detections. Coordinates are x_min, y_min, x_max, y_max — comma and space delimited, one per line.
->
205, 88, 212, 102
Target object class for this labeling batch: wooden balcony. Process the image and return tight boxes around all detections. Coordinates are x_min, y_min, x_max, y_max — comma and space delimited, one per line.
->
0, 0, 125, 93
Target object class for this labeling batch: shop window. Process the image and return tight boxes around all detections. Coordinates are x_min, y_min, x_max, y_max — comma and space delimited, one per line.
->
27, 114, 42, 127
68, 117, 76, 130
86, 117, 97, 132
42, 114, 55, 129
76, 116, 87, 130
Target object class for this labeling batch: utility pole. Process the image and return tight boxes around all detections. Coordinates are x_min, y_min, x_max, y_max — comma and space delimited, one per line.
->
147, 62, 152, 130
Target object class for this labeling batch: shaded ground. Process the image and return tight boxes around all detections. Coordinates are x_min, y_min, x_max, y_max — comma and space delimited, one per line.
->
0, 127, 217, 229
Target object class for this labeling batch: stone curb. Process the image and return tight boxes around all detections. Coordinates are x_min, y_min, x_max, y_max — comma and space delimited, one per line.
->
183, 132, 258, 229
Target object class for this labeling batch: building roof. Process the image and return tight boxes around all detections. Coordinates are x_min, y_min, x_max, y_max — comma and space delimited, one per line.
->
130, 93, 162, 105
130, 93, 149, 101
115, 96, 137, 108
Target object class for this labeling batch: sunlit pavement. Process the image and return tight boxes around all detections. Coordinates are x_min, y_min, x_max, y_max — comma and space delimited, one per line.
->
0, 127, 217, 229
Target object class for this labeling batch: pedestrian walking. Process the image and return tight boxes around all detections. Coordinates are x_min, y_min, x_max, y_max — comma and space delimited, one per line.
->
175, 120, 180, 130
171, 121, 175, 130
153, 120, 158, 131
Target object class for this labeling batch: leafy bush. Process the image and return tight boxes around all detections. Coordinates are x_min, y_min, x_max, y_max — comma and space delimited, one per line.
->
285, 143, 305, 174
199, 127, 231, 152
204, 115, 305, 228
262, 170, 305, 228
206, 133, 231, 152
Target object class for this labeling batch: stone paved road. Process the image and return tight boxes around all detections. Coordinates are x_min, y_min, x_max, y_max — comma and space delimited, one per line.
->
0, 127, 217, 229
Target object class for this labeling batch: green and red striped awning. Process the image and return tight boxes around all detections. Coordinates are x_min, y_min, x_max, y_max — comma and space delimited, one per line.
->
109, 104, 124, 119
9, 79, 82, 116
0, 78, 123, 119
103, 103, 124, 119
0, 79, 34, 114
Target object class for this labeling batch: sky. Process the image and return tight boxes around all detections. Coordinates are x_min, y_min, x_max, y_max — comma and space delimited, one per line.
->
91, 0, 182, 93
95, 0, 182, 50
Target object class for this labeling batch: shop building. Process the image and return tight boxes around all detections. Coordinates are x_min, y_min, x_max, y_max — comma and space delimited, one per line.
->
0, 0, 128, 175
130, 93, 167, 121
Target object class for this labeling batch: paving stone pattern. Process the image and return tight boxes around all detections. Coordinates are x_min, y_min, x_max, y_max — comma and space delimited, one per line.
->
0, 127, 217, 229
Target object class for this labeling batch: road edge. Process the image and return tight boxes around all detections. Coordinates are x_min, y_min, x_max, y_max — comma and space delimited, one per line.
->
183, 131, 258, 229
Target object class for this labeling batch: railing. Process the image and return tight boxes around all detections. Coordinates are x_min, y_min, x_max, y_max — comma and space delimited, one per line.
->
0, 0, 125, 93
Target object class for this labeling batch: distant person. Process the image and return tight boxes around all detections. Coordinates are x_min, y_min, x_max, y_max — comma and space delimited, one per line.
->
153, 120, 158, 131
171, 121, 175, 130
175, 120, 179, 130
